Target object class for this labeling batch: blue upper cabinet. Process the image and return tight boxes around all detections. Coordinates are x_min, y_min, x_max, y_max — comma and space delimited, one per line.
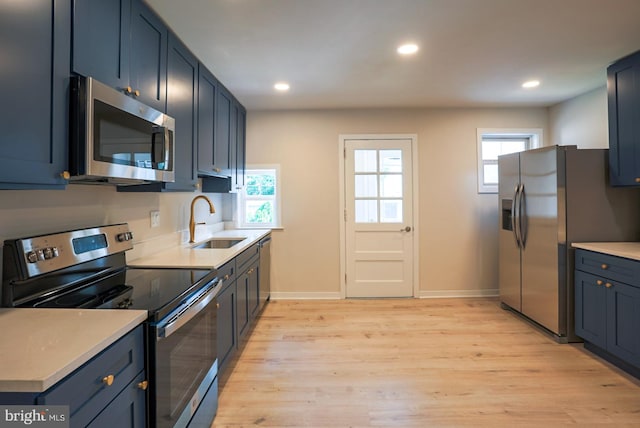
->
120, 33, 198, 193
130, 0, 168, 112
608, 50, 640, 186
0, 0, 70, 189
197, 65, 220, 176
73, 0, 167, 112
72, 0, 131, 91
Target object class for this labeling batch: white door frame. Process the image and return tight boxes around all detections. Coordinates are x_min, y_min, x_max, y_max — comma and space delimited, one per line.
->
338, 133, 420, 298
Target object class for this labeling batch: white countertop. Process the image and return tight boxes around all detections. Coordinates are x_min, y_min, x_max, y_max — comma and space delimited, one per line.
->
0, 308, 147, 393
127, 228, 270, 269
572, 242, 640, 262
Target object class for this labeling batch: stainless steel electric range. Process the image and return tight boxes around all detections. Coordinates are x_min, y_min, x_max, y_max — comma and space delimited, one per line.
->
1, 224, 221, 428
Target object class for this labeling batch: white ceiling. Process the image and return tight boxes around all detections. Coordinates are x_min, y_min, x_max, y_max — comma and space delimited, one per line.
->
146, 0, 640, 110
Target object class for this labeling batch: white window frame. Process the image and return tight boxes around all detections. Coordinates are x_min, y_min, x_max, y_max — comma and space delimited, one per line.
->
238, 165, 282, 228
476, 128, 543, 193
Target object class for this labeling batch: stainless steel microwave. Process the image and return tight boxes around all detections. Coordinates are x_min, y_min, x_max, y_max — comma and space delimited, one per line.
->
69, 76, 175, 184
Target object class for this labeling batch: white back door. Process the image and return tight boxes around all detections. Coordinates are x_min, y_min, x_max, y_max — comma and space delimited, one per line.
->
343, 138, 414, 298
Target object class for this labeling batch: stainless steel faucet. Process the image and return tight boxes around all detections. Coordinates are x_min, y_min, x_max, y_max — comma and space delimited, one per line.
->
189, 195, 216, 243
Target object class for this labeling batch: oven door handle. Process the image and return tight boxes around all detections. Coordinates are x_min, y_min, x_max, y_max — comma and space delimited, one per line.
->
157, 279, 221, 340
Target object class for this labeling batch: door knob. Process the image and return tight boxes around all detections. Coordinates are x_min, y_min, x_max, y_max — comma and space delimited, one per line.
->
401, 226, 412, 232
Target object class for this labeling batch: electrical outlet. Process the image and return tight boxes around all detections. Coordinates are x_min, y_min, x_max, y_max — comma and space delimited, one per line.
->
150, 210, 160, 228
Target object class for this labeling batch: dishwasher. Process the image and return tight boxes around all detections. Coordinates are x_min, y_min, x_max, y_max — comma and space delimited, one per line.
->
258, 234, 271, 311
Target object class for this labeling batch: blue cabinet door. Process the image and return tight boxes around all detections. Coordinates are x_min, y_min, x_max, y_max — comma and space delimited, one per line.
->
608, 50, 640, 186
217, 279, 237, 373
0, 0, 69, 189
235, 105, 247, 190
236, 269, 250, 340
575, 271, 607, 348
606, 280, 640, 367
164, 34, 198, 191
72, 0, 131, 90
215, 86, 233, 177
87, 372, 146, 428
197, 64, 218, 175
130, 0, 168, 112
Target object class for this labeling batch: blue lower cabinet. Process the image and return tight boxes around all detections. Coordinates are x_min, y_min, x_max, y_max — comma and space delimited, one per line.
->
575, 249, 640, 376
38, 326, 146, 427
87, 372, 147, 428
606, 281, 640, 367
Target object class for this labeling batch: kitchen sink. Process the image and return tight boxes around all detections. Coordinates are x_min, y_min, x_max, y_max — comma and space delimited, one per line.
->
191, 238, 246, 249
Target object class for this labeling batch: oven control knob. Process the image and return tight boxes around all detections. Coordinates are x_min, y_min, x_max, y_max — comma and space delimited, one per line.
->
43, 248, 53, 259
26, 251, 38, 263
117, 232, 134, 242
36, 249, 45, 261
52, 247, 59, 257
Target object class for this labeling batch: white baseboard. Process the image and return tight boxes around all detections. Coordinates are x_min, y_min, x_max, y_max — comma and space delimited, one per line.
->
269, 291, 343, 300
418, 289, 499, 298
269, 289, 498, 300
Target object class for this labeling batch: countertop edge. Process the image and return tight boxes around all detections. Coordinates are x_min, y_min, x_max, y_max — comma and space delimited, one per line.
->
572, 242, 640, 262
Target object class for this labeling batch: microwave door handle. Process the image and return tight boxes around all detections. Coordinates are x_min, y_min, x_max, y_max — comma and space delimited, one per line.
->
151, 126, 166, 165
163, 126, 171, 167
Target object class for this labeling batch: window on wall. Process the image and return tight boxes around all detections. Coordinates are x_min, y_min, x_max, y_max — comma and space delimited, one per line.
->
238, 166, 281, 228
476, 129, 543, 193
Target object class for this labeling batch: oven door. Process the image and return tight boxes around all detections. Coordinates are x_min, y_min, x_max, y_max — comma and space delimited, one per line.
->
150, 278, 221, 428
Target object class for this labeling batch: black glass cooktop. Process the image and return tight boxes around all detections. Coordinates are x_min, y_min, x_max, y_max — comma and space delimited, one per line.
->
26, 267, 216, 322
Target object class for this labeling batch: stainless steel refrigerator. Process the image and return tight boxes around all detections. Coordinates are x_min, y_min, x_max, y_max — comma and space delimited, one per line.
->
499, 145, 640, 342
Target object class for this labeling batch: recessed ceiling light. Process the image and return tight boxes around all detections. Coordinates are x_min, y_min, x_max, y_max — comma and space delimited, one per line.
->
274, 82, 290, 91
522, 80, 540, 89
397, 43, 419, 55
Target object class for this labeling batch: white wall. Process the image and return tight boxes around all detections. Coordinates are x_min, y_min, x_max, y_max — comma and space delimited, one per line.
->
246, 107, 549, 297
549, 86, 608, 148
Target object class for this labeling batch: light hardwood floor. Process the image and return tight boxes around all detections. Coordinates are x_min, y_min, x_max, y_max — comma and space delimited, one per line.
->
212, 298, 640, 427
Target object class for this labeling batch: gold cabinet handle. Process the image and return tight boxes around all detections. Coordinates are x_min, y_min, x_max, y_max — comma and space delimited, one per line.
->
216, 302, 220, 309
134, 89, 140, 97
137, 380, 148, 390
635, 177, 640, 183
601, 264, 608, 270
102, 374, 115, 386
605, 282, 613, 288
213, 167, 221, 173
224, 274, 230, 280
124, 86, 133, 95
60, 171, 70, 180
596, 280, 603, 285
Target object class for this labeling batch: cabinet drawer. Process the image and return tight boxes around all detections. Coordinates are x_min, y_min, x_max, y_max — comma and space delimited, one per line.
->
218, 259, 236, 284
38, 325, 144, 427
575, 249, 640, 284
236, 243, 259, 272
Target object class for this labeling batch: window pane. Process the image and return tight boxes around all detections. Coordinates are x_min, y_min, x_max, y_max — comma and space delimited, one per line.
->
380, 200, 402, 223
380, 174, 402, 197
245, 200, 274, 224
481, 140, 502, 161
355, 200, 378, 223
501, 139, 526, 154
482, 139, 527, 160
355, 150, 377, 172
483, 164, 499, 185
380, 150, 402, 172
355, 175, 377, 197
245, 173, 275, 196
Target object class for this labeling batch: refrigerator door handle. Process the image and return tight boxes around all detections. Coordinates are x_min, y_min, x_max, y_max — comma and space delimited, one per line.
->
519, 184, 527, 248
512, 184, 521, 248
